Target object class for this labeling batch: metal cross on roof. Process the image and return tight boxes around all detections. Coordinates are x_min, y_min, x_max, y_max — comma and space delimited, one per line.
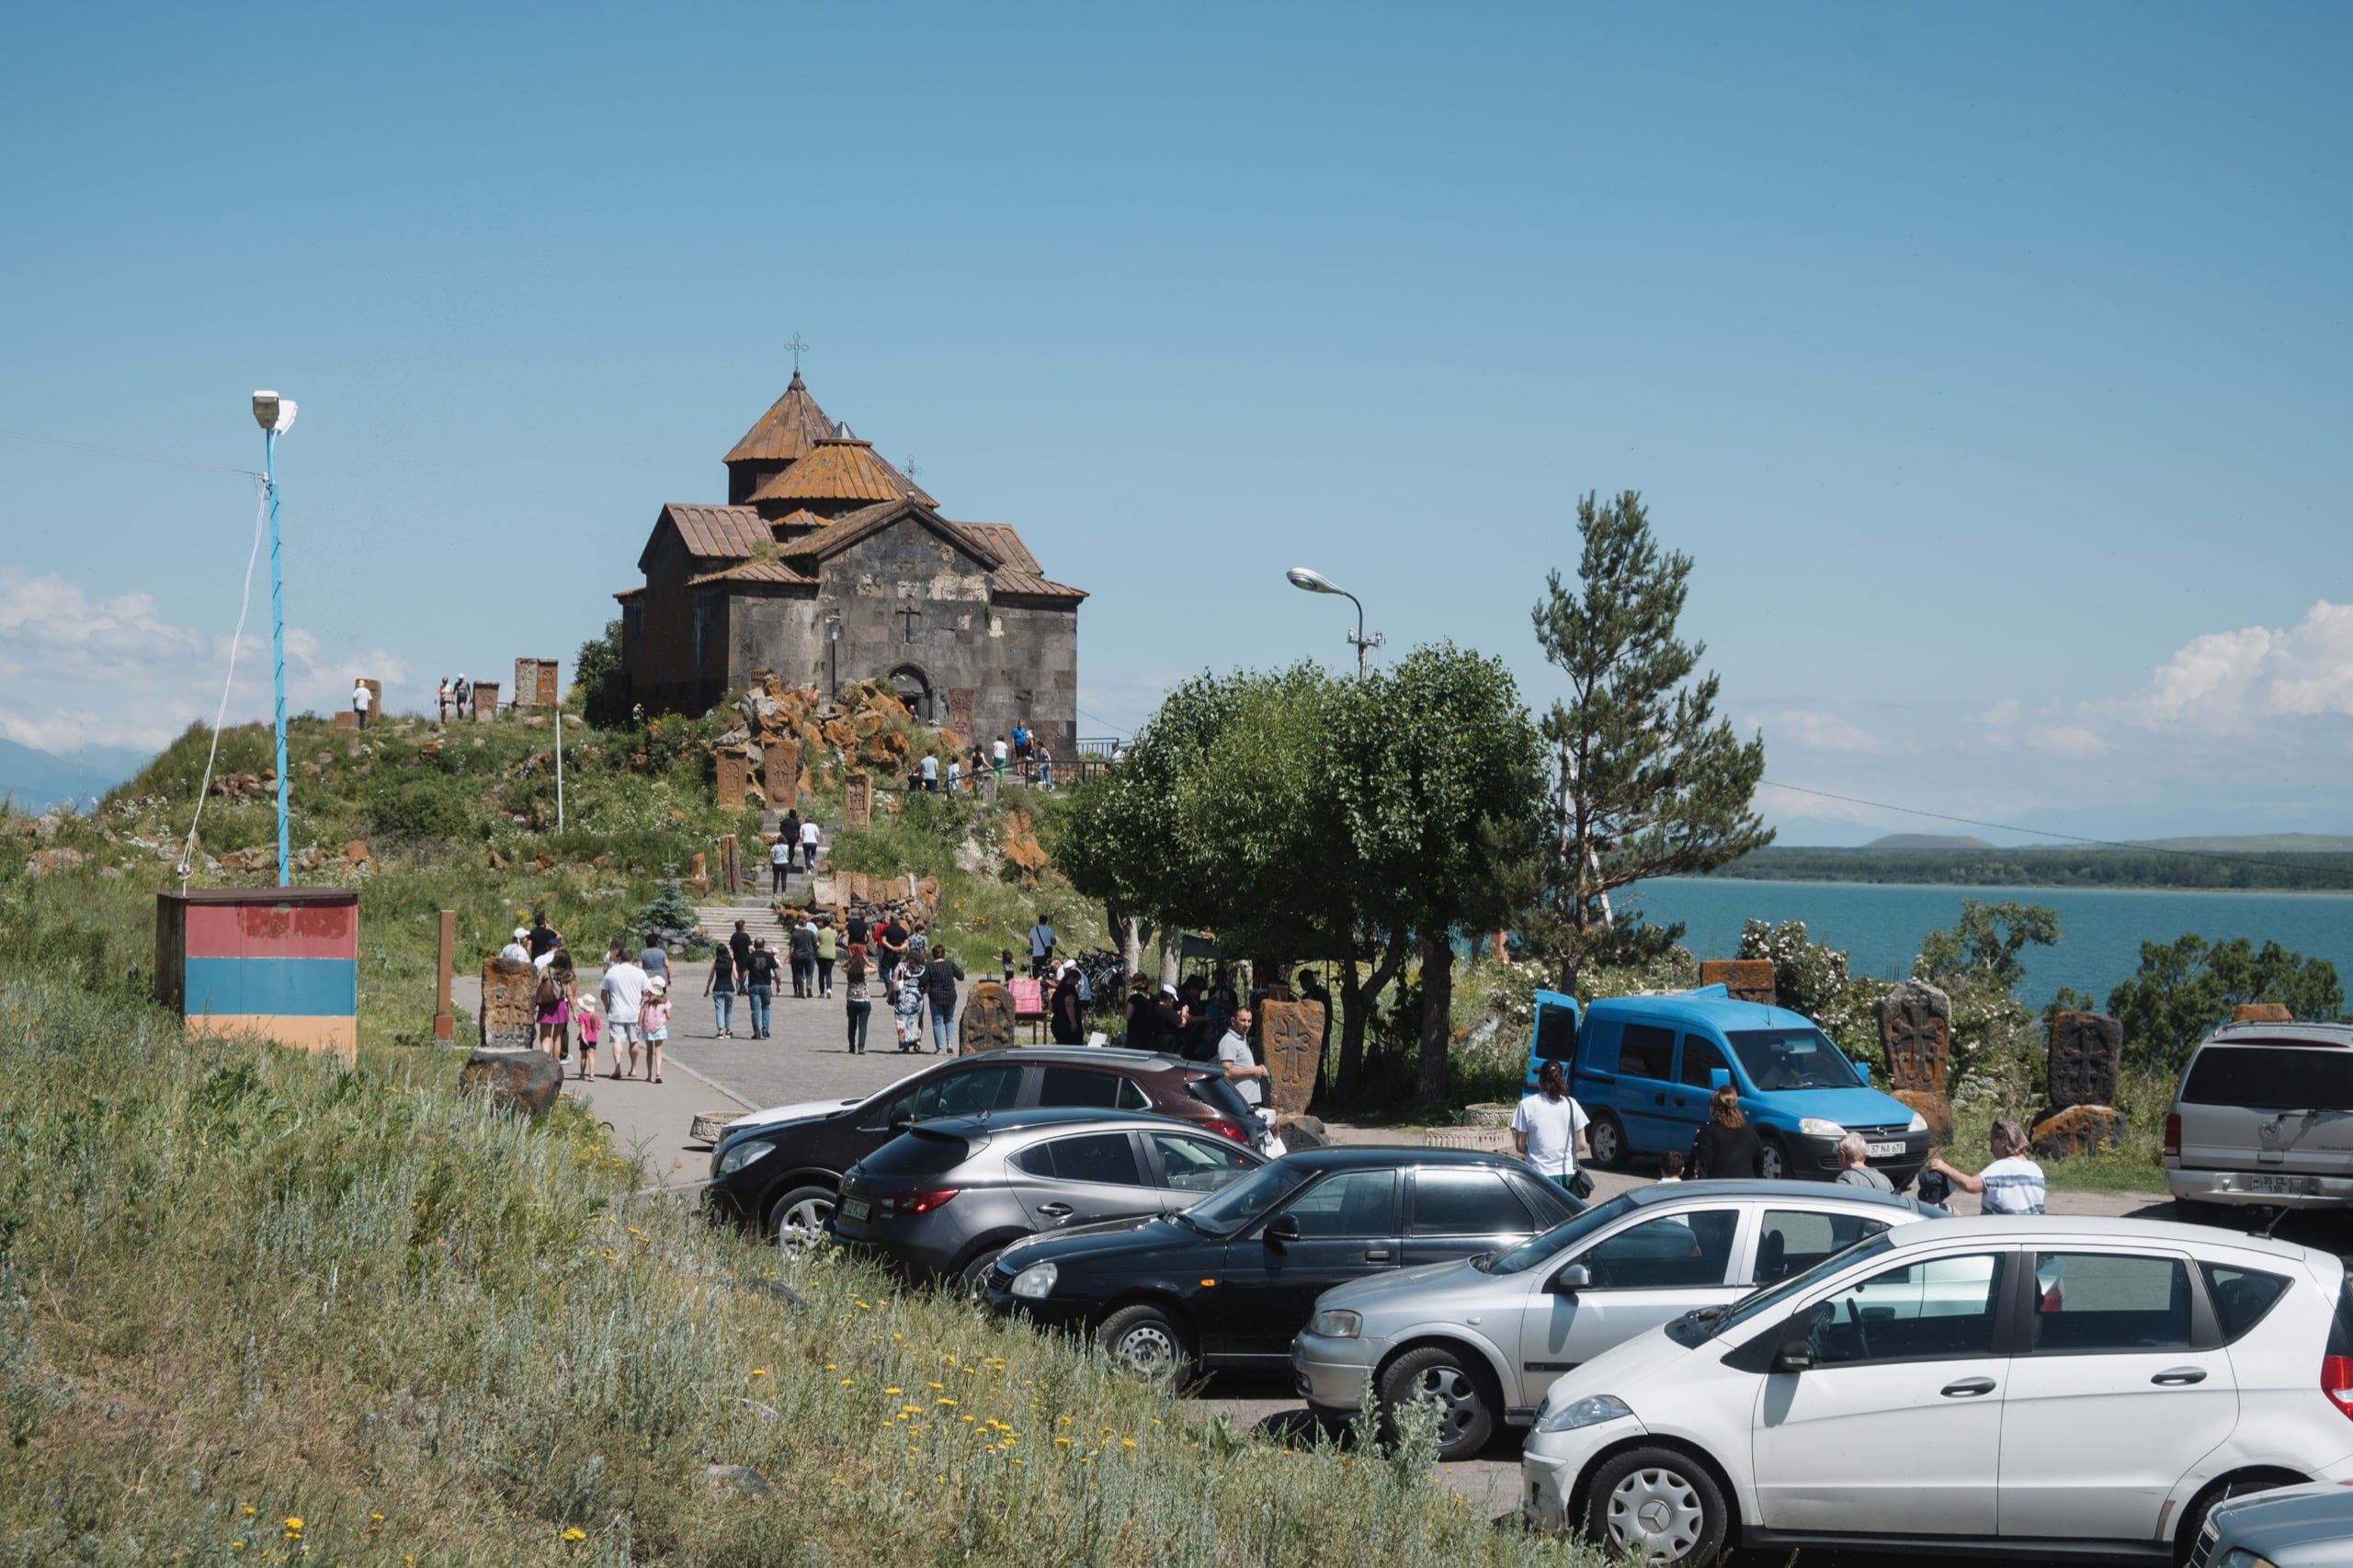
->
904, 456, 920, 480
785, 333, 810, 371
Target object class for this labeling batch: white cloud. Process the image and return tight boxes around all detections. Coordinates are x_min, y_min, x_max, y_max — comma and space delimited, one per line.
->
0, 564, 406, 756
2028, 723, 2112, 759
1751, 708, 1881, 753
2131, 600, 2353, 733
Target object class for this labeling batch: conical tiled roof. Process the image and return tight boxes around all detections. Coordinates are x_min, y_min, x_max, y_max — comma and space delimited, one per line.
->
723, 370, 835, 465
750, 433, 937, 507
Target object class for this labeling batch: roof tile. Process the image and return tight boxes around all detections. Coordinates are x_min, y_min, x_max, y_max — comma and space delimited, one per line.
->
687, 559, 814, 588
723, 371, 834, 466
751, 437, 937, 507
662, 503, 770, 560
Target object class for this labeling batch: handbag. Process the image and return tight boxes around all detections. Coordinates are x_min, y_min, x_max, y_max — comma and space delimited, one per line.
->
1567, 1167, 1597, 1200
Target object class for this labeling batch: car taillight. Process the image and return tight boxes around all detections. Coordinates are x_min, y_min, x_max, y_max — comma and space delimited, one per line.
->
881, 1188, 960, 1217
1202, 1119, 1249, 1145
2164, 1113, 2181, 1157
2322, 1355, 2353, 1421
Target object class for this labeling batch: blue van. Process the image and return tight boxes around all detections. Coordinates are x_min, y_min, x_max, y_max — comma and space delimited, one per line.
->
1522, 984, 1928, 1187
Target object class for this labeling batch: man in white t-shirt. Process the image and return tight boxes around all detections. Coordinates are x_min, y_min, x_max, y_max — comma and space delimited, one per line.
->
351, 679, 372, 730
1214, 1007, 1269, 1108
1929, 1119, 2048, 1215
601, 950, 649, 1080
800, 816, 821, 870
1512, 1061, 1591, 1191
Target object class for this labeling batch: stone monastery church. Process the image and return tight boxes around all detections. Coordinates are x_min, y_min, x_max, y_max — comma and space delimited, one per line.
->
613, 369, 1085, 751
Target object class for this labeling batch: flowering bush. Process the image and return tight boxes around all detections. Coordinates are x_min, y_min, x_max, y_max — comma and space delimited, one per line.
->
1735, 918, 1888, 1062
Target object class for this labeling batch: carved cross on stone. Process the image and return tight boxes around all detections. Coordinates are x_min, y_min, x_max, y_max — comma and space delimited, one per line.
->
899, 606, 923, 643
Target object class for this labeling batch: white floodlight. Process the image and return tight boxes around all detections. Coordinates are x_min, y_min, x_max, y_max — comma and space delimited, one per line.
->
1286, 566, 1343, 595
251, 391, 298, 434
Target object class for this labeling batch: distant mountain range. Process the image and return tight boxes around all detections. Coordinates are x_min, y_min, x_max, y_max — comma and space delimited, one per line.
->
1838, 831, 2353, 854
1862, 833, 1995, 850
0, 737, 152, 813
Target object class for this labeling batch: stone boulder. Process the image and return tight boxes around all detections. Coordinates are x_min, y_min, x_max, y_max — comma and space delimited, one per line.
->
23, 847, 84, 877
460, 1047, 561, 1117
2233, 1002, 2295, 1024
1274, 1113, 1329, 1150
2030, 1104, 2126, 1160
1892, 1088, 1955, 1145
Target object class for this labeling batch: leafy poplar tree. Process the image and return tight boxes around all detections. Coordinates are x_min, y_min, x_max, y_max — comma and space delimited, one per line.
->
1530, 491, 1772, 992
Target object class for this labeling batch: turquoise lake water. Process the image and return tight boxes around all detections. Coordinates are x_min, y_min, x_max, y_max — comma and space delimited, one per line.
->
1625, 880, 2352, 1011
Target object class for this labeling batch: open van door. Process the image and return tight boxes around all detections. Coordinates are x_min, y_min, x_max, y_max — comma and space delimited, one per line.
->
1523, 990, 1581, 1094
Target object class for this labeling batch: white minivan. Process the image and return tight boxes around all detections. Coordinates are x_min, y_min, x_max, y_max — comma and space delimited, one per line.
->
1521, 1216, 2353, 1565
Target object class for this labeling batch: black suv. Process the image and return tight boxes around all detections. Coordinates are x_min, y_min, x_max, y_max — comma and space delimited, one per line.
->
703, 1047, 1262, 1244
979, 1146, 1578, 1384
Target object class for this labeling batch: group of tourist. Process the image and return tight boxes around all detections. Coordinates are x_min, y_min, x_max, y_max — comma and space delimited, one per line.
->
703, 911, 964, 1054
507, 914, 672, 1085
768, 810, 822, 893
1507, 1067, 2049, 1213
434, 676, 483, 722
906, 723, 1064, 794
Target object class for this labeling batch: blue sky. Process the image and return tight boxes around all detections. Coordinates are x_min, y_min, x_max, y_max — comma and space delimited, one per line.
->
1, 3, 2347, 842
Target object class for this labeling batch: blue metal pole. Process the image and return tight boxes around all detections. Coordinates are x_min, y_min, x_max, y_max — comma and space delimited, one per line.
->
267, 426, 289, 887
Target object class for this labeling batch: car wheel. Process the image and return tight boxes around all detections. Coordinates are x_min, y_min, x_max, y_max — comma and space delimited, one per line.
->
767, 1185, 835, 1247
1587, 1111, 1628, 1171
1378, 1346, 1495, 1462
1757, 1133, 1791, 1182
1095, 1303, 1197, 1385
2173, 1473, 2298, 1564
959, 1245, 1009, 1295
1582, 1445, 1728, 1568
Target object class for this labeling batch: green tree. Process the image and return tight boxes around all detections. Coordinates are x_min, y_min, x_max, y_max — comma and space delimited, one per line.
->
571, 619, 631, 728
2106, 935, 2346, 1070
1529, 491, 1772, 993
1913, 900, 2062, 993
1328, 644, 1545, 1108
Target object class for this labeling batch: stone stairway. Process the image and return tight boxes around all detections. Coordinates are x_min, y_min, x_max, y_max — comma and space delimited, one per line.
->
694, 897, 790, 949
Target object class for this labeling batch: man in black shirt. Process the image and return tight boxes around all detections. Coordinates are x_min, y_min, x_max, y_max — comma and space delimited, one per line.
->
789, 917, 818, 1000
527, 914, 562, 960
876, 917, 909, 988
729, 919, 754, 977
846, 911, 870, 949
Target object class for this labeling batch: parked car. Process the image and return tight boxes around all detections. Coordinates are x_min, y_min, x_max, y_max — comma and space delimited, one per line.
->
2167, 1020, 2353, 1218
704, 1047, 1265, 1244
1525, 985, 1929, 1187
1520, 1215, 2353, 1566
981, 1147, 1579, 1386
1291, 1179, 1940, 1460
2192, 1476, 2353, 1566
828, 1108, 1263, 1287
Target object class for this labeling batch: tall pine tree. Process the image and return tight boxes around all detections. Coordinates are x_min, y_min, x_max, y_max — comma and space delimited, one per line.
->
1530, 491, 1773, 991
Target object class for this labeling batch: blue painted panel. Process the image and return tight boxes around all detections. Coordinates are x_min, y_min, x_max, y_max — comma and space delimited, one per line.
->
182, 956, 357, 1018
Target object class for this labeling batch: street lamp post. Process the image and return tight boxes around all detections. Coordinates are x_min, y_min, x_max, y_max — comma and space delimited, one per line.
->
1285, 566, 1383, 675
825, 609, 842, 699
252, 392, 299, 886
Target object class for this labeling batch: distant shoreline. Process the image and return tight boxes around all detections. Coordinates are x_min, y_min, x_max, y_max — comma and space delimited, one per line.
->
1700, 846, 2353, 895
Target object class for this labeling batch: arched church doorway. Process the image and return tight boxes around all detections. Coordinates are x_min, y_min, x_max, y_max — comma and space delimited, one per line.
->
888, 664, 933, 722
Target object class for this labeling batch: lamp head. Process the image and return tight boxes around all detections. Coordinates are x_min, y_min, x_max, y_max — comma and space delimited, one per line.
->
1286, 566, 1342, 596
251, 392, 298, 435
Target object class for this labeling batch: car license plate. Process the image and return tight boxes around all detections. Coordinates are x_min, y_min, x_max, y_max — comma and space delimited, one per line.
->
840, 1198, 870, 1222
1867, 1142, 1904, 1158
2241, 1174, 2303, 1195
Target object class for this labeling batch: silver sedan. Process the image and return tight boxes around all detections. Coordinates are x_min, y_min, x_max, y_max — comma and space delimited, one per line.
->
1289, 1179, 1941, 1460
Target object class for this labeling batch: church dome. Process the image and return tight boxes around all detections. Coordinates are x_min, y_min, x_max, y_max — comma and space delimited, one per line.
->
750, 428, 936, 509
724, 370, 835, 466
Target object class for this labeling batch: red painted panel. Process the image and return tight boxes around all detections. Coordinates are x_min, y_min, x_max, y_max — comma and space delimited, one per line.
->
185, 900, 358, 960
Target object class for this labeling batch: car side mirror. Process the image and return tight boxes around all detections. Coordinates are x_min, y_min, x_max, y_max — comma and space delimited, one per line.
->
1709, 1068, 1731, 1091
890, 1114, 913, 1132
1856, 1062, 1870, 1085
1772, 1338, 1814, 1373
1265, 1213, 1301, 1244
1549, 1263, 1593, 1295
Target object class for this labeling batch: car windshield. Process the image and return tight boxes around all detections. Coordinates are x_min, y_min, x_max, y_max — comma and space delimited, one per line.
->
1179, 1162, 1310, 1235
1481, 1194, 1640, 1276
1700, 1232, 1897, 1339
1726, 1028, 1861, 1092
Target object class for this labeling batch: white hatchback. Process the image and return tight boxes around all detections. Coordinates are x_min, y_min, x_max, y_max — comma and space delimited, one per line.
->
1521, 1215, 2353, 1566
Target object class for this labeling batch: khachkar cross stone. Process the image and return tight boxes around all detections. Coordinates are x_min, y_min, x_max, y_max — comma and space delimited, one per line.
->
1877, 981, 1954, 1096
843, 773, 873, 829
1260, 999, 1325, 1116
2046, 1011, 2121, 1111
715, 746, 748, 809
763, 737, 800, 808
959, 982, 1018, 1055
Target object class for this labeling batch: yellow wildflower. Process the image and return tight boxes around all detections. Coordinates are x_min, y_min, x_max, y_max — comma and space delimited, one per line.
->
562, 1527, 587, 1542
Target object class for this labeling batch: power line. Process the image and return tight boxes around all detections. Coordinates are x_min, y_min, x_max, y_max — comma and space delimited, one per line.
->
1076, 705, 1131, 737
0, 426, 261, 479
1758, 778, 2353, 883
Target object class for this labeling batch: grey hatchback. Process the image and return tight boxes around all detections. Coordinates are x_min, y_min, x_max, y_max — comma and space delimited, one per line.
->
829, 1108, 1263, 1288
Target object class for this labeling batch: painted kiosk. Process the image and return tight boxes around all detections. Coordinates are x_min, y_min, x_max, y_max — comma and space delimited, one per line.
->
155, 888, 358, 1062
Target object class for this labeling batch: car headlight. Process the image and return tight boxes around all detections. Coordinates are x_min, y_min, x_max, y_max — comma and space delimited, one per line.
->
1311, 1309, 1361, 1339
1009, 1262, 1057, 1300
715, 1140, 774, 1176
1535, 1393, 1632, 1434
1799, 1118, 1846, 1139
1906, 1111, 1928, 1133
